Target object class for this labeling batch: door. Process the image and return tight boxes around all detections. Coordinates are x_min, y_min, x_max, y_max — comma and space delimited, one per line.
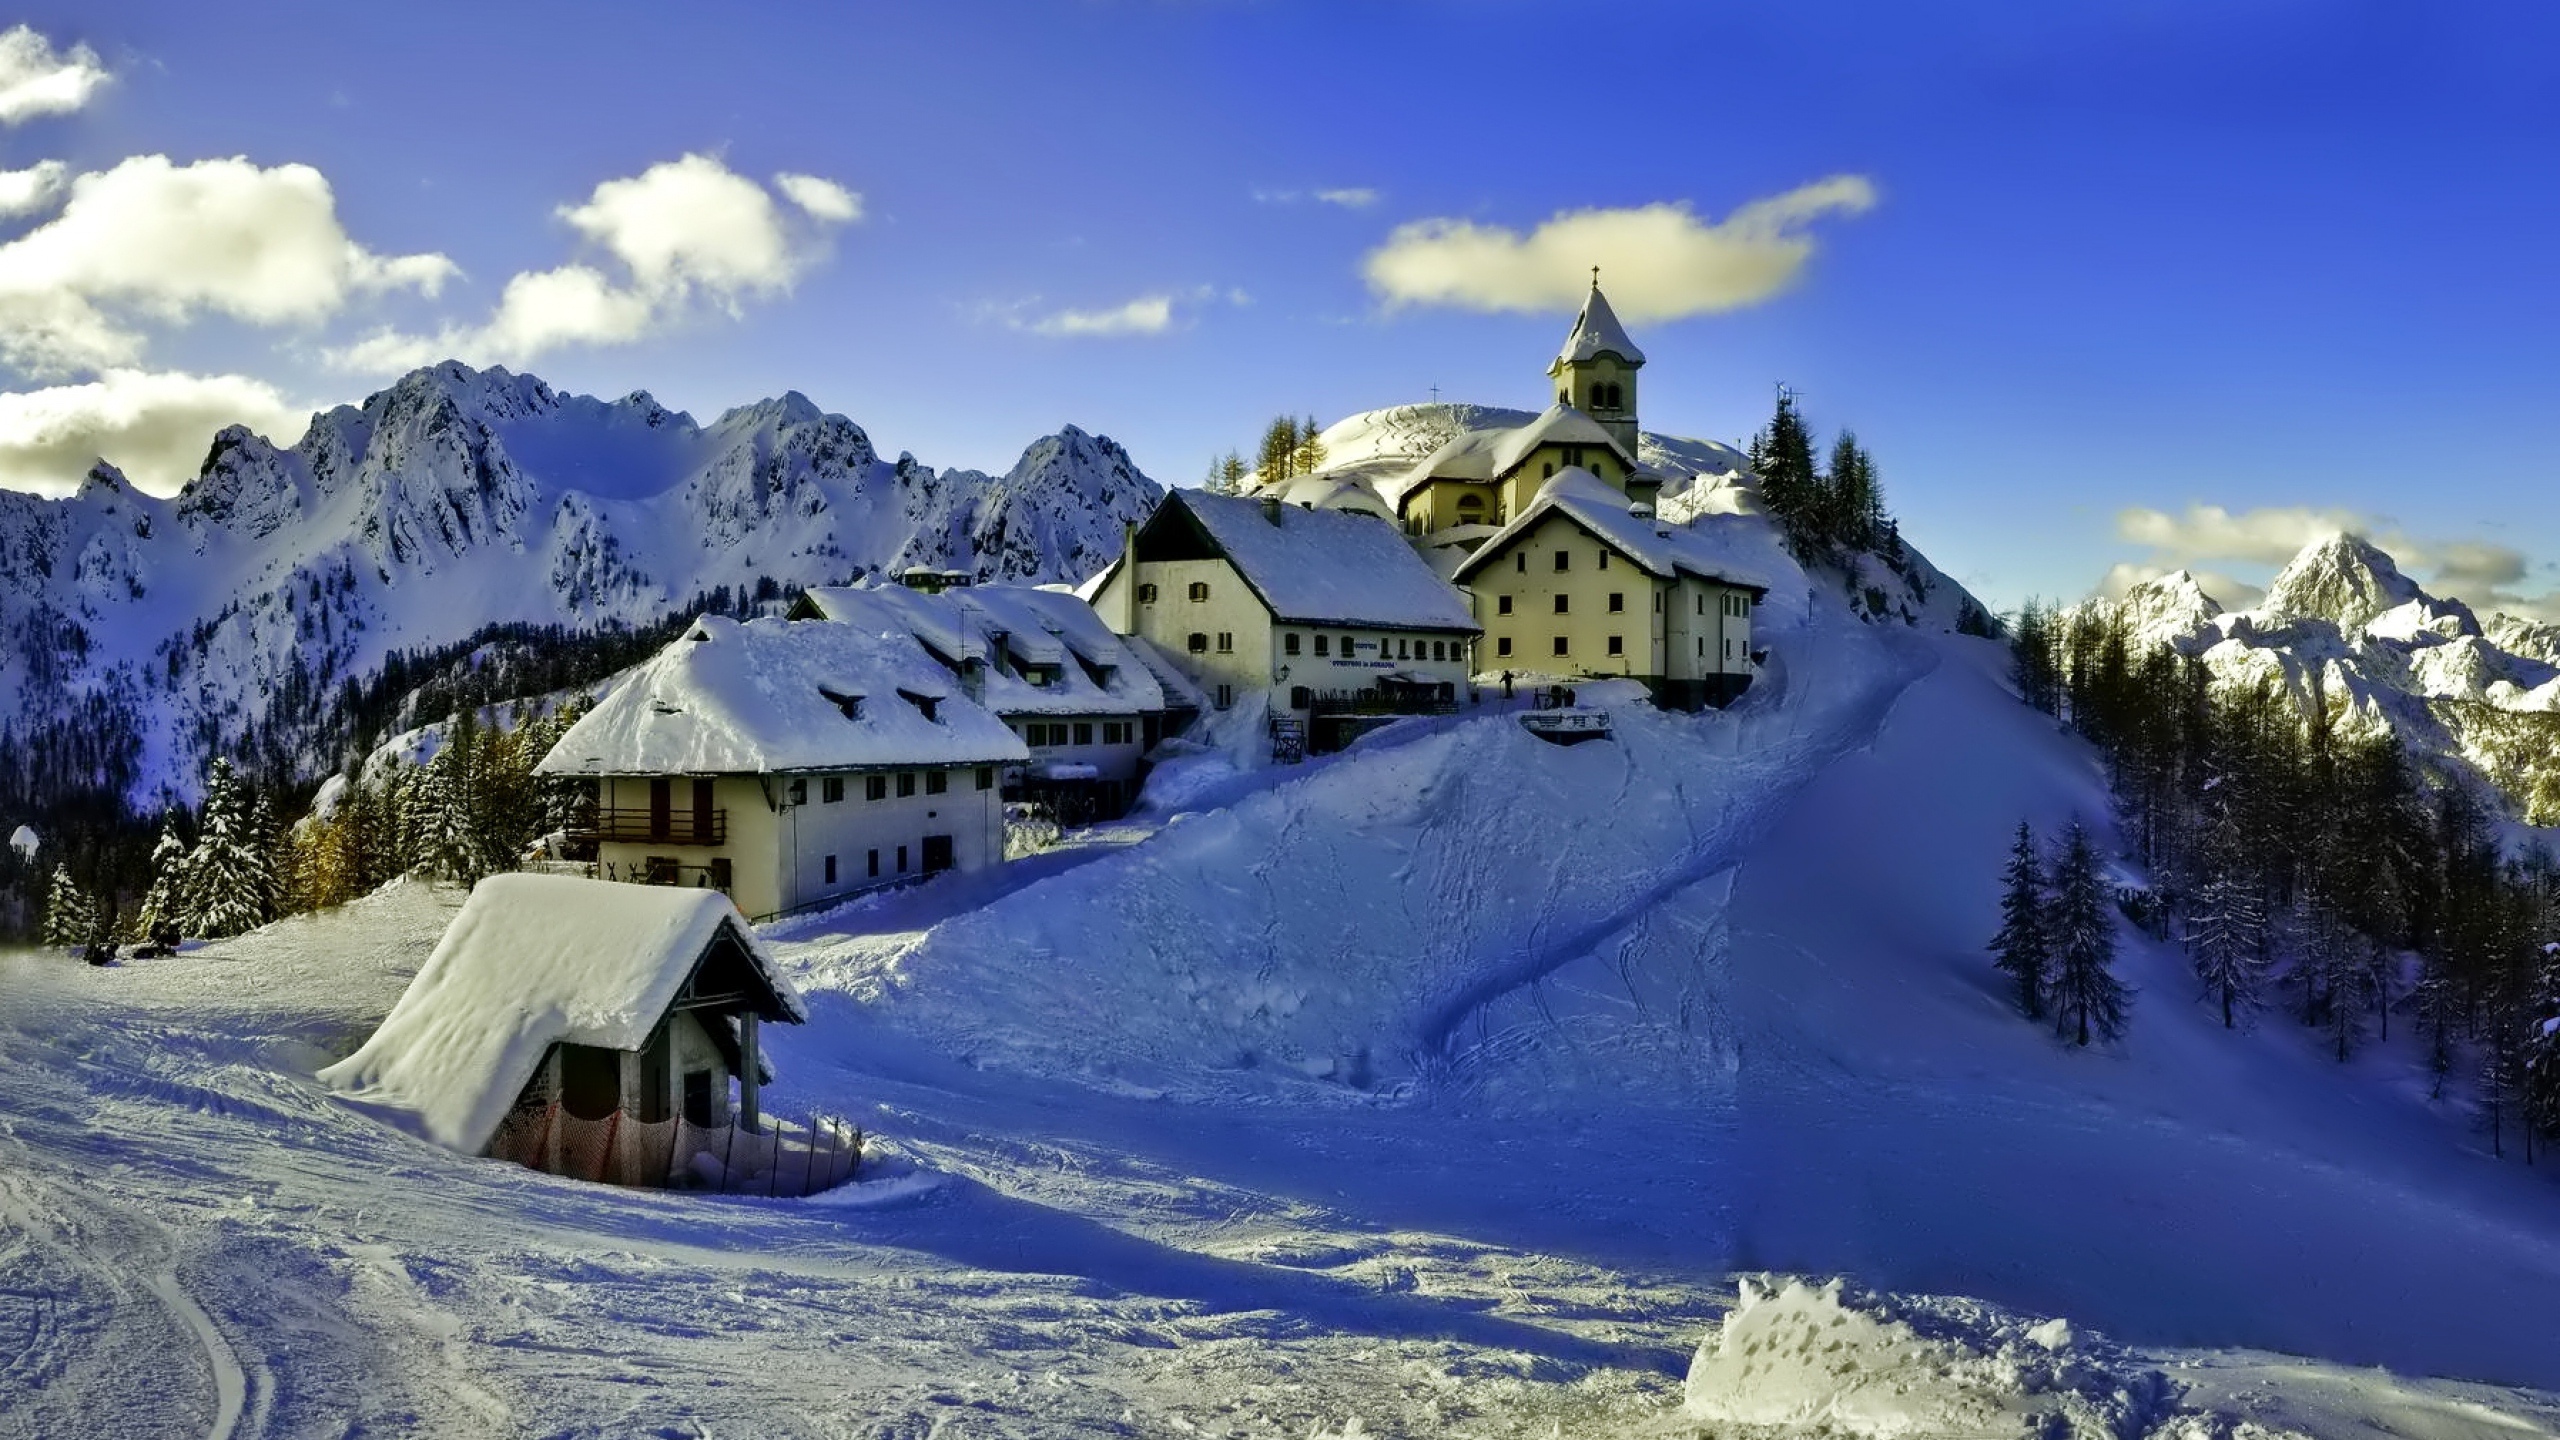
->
682, 1070, 715, 1126
638, 1026, 671, 1123
648, 777, 672, 840
559, 1043, 621, 1120
921, 834, 955, 874
691, 778, 715, 843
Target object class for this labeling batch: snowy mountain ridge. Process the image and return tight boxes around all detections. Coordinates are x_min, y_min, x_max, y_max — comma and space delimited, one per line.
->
0, 362, 1163, 806
2090, 533, 2560, 823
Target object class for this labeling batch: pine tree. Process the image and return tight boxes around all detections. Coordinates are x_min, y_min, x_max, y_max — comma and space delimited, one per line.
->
1256, 416, 1300, 485
2047, 821, 2131, 1046
187, 758, 270, 937
1292, 414, 1327, 476
1989, 821, 2051, 1018
41, 864, 95, 947
130, 823, 190, 946
2187, 809, 2266, 1028
2523, 942, 2560, 1153
1749, 388, 1821, 556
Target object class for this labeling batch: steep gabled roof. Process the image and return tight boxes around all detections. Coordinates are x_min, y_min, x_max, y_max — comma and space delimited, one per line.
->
319, 874, 805, 1152
791, 581, 1165, 719
1158, 490, 1479, 633
1452, 469, 1769, 594
1385, 404, 1639, 508
534, 614, 1028, 776
1550, 283, 1646, 370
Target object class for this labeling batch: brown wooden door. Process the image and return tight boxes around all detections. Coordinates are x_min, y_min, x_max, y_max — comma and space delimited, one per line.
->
921, 834, 955, 874
691, 778, 714, 843
648, 777, 671, 840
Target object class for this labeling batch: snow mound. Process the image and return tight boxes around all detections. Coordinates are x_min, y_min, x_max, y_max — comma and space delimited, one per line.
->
1684, 1277, 2172, 1439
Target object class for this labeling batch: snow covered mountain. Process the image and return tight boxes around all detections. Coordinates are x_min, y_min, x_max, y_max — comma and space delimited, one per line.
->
2088, 533, 2560, 823
0, 363, 1162, 806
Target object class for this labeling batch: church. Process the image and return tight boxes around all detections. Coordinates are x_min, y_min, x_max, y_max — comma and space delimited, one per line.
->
1382, 277, 1667, 542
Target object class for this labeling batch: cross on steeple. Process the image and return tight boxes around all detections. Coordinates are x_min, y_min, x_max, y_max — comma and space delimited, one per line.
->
1591, 265, 1600, 289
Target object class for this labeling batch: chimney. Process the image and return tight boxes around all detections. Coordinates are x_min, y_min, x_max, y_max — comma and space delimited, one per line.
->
960, 656, 986, 705
987, 629, 1011, 678
1116, 518, 1140, 633
1261, 495, 1283, 526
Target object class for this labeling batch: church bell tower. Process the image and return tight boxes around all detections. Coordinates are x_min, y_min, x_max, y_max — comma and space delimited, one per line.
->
1546, 273, 1645, 458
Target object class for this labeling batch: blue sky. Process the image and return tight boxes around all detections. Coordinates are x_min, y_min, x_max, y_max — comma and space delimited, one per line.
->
5, 1, 2558, 615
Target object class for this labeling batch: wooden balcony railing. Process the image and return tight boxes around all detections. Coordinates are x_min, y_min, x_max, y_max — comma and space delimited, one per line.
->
574, 807, 728, 846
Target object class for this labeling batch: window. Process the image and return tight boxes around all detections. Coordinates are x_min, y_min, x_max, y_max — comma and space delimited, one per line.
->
1515, 552, 1526, 574
1341, 634, 1355, 655
1214, 684, 1234, 709
1431, 641, 1446, 661
1558, 390, 1569, 405
1314, 634, 1330, 657
975, 766, 994, 789
823, 776, 845, 803
1397, 638, 1410, 658
1283, 632, 1301, 656
1554, 550, 1569, 572
1497, 594, 1513, 616
1496, 636, 1513, 657
1553, 594, 1569, 615
1552, 636, 1569, 656
1215, 632, 1233, 654
926, 769, 948, 795
897, 772, 917, 798
1187, 632, 1208, 654
1542, 462, 1554, 479
1698, 638, 1705, 656
1073, 722, 1093, 746
897, 844, 909, 873
868, 849, 881, 877
1653, 591, 1662, 613
867, 774, 888, 801
1607, 636, 1624, 657
1188, 581, 1210, 602
1607, 592, 1624, 614
788, 778, 807, 805
1290, 685, 1312, 710
824, 854, 838, 884
1598, 551, 1610, 571
1137, 582, 1158, 604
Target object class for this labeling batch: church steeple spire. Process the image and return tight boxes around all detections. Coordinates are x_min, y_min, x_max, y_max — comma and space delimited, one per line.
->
1547, 277, 1644, 454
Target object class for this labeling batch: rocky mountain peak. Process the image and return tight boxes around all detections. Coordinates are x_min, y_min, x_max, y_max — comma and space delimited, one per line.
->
2262, 533, 2424, 632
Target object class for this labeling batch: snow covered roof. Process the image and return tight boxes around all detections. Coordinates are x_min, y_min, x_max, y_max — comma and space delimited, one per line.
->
533, 614, 1029, 777
1383, 405, 1638, 508
1452, 469, 1772, 594
791, 581, 1165, 719
1142, 490, 1479, 633
1489, 404, 1635, 479
1551, 283, 1645, 369
1272, 472, 1396, 520
319, 873, 805, 1153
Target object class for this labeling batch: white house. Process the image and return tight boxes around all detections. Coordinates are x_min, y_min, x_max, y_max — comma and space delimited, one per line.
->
319, 873, 806, 1158
1452, 467, 1768, 710
786, 580, 1168, 820
1083, 489, 1481, 746
533, 614, 1028, 920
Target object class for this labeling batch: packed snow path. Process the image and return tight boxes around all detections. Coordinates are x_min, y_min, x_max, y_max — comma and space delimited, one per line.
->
7, 610, 2560, 1433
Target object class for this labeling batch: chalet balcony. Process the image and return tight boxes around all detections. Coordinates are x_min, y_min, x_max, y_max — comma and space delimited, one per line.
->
575, 806, 728, 846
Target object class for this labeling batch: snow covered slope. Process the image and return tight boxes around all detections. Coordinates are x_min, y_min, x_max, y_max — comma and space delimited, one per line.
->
2088, 534, 2560, 822
0, 363, 1161, 805
5, 498, 2560, 1432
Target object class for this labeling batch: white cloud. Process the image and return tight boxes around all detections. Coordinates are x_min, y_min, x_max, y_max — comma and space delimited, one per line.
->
1254, 186, 1380, 209
331, 154, 857, 370
1022, 294, 1175, 338
775, 172, 862, 223
1362, 176, 1878, 323
0, 368, 307, 496
0, 161, 65, 217
0, 26, 109, 125
2109, 502, 2560, 622
0, 154, 457, 374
